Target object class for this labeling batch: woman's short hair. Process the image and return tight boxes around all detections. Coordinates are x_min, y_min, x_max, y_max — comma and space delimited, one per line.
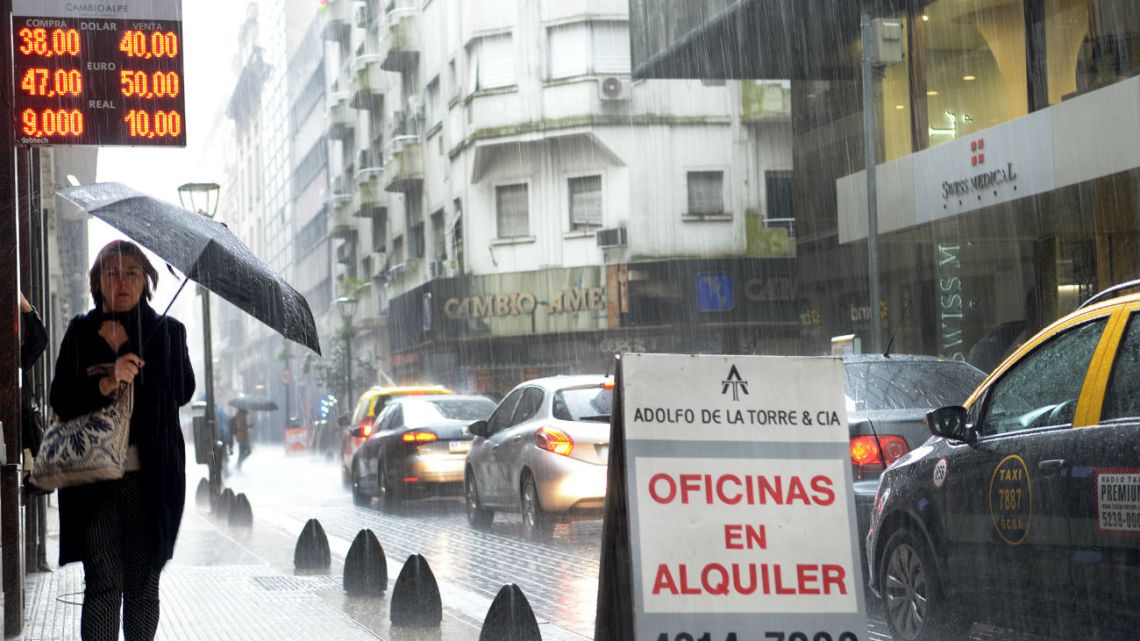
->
89, 240, 159, 307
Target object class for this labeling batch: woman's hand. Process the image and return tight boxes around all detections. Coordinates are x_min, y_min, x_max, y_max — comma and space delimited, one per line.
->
100, 353, 145, 395
99, 320, 128, 353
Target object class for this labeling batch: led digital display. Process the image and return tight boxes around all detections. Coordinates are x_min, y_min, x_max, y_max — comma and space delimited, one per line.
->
12, 1, 185, 147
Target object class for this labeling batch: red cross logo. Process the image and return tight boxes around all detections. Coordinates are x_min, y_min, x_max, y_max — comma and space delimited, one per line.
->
971, 138, 985, 167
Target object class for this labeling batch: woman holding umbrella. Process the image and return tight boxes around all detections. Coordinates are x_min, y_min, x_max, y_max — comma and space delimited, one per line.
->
49, 240, 195, 641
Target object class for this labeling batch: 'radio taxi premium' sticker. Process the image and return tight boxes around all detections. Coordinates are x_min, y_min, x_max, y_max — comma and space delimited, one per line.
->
1096, 468, 1140, 535
989, 455, 1032, 545
933, 458, 948, 488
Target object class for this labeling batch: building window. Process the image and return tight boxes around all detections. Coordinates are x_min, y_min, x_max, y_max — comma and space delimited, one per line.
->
392, 235, 405, 265
467, 33, 514, 94
409, 222, 425, 259
548, 21, 632, 80
687, 171, 725, 215
496, 183, 529, 238
765, 171, 794, 221
431, 209, 446, 259
568, 175, 602, 231
448, 58, 458, 100
370, 208, 387, 252
426, 76, 441, 128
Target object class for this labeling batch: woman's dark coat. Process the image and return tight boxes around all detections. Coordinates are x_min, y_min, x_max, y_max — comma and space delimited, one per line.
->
49, 299, 195, 569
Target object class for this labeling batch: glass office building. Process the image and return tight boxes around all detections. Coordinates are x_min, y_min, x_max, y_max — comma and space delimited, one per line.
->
632, 0, 1140, 370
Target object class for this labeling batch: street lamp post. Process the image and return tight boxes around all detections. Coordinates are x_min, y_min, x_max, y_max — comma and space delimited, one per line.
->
336, 295, 359, 414
178, 182, 222, 498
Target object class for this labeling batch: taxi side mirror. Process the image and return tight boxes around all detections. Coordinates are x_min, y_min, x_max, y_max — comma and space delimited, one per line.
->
349, 426, 364, 438
468, 420, 488, 438
927, 406, 973, 442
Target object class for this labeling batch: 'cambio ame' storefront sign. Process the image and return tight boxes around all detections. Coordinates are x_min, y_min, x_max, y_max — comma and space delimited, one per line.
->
607, 354, 867, 641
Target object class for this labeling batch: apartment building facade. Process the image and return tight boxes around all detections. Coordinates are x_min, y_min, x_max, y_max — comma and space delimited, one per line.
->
318, 0, 798, 397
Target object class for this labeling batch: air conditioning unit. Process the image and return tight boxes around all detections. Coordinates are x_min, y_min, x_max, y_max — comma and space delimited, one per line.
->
598, 76, 630, 102
429, 259, 447, 279
367, 251, 388, 278
406, 94, 423, 119
596, 227, 627, 248
353, 3, 371, 29
336, 241, 355, 265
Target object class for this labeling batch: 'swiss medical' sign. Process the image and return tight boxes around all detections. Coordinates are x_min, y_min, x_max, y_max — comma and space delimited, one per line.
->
914, 109, 1055, 223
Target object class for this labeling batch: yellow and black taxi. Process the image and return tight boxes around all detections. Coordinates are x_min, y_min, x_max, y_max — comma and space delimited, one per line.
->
866, 283, 1140, 641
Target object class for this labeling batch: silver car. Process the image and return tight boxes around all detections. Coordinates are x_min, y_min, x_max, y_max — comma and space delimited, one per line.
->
465, 375, 613, 540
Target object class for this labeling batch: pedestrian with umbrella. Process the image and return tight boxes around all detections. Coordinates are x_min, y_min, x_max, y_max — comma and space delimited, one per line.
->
230, 408, 255, 471
48, 240, 195, 641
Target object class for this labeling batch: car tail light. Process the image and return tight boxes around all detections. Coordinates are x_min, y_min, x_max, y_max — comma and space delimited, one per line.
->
402, 431, 438, 443
536, 427, 574, 456
359, 421, 374, 439
602, 380, 615, 390
850, 435, 909, 469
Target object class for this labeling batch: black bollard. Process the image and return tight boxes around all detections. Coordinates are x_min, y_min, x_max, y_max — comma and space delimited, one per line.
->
212, 487, 235, 520
479, 584, 542, 641
195, 478, 210, 507
389, 554, 442, 628
229, 492, 253, 527
343, 529, 387, 596
293, 518, 331, 572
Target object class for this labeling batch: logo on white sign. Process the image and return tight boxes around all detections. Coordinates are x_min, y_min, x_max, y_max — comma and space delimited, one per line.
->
721, 365, 749, 401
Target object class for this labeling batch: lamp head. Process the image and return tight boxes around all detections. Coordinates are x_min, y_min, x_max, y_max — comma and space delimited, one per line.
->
336, 295, 359, 321
177, 182, 221, 218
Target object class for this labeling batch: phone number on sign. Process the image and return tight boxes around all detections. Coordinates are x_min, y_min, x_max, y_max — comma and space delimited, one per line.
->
657, 633, 859, 641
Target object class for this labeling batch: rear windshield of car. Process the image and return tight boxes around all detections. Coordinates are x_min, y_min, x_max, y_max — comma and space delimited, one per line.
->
552, 386, 613, 422
843, 361, 984, 412
404, 399, 495, 427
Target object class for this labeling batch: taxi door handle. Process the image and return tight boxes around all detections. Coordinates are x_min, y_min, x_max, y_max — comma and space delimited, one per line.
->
1038, 459, 1066, 477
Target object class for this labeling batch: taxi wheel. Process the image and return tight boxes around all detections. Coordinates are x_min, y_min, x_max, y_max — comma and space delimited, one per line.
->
351, 464, 370, 507
521, 474, 554, 542
465, 472, 494, 530
881, 528, 966, 641
377, 460, 402, 513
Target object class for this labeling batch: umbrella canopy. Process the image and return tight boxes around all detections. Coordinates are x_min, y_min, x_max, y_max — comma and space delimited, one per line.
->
230, 395, 279, 411
58, 182, 321, 355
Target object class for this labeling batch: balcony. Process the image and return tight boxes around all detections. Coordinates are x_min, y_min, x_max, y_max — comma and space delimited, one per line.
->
379, 3, 419, 73
350, 54, 385, 110
382, 114, 423, 193
354, 149, 386, 216
326, 176, 355, 237
320, 0, 355, 42
326, 92, 354, 140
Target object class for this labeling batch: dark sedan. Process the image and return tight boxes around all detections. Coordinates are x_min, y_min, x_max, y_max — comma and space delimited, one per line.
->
844, 354, 986, 482
350, 395, 496, 510
843, 355, 986, 583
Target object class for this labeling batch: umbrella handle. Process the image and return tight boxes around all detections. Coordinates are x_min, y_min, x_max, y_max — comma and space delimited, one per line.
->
140, 274, 191, 350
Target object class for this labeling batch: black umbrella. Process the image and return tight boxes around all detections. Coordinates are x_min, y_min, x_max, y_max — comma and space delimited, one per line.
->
229, 395, 279, 411
58, 182, 321, 355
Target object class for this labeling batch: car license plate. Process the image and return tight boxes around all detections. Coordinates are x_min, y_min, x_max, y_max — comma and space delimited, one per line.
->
449, 440, 471, 454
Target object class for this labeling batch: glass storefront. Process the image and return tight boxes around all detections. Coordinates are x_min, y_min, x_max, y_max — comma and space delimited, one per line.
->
767, 0, 1140, 370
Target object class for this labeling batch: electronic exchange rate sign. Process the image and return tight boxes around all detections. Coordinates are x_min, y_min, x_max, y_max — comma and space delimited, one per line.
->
12, 0, 186, 147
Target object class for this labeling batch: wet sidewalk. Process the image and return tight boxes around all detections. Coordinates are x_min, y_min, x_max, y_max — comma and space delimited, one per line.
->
17, 472, 587, 641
